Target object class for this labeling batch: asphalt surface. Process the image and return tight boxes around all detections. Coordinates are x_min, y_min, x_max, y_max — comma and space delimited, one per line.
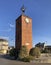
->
0, 54, 51, 65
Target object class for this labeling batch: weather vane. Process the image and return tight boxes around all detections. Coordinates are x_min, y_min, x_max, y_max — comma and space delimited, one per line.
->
21, 5, 26, 14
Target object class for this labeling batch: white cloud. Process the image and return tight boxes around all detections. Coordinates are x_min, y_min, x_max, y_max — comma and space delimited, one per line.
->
9, 24, 14, 28
0, 23, 15, 32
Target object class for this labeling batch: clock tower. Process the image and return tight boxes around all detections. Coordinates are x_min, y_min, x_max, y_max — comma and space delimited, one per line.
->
15, 6, 32, 52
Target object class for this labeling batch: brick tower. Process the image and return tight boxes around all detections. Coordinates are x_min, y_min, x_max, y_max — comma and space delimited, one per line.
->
15, 6, 32, 52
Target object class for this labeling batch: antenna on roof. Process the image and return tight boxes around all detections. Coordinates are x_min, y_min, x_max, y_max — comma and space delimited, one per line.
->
21, 5, 26, 15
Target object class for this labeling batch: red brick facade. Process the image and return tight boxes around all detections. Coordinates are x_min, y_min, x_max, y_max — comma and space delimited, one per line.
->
15, 15, 32, 51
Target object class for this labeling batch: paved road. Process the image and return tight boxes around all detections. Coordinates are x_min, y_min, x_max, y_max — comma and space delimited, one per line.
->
0, 54, 51, 65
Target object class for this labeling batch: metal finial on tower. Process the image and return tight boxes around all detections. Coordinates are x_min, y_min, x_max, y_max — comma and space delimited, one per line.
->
21, 5, 26, 14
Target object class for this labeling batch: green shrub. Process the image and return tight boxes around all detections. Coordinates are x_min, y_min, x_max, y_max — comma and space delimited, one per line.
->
21, 57, 30, 62
29, 47, 41, 58
18, 46, 28, 59
21, 56, 34, 62
9, 48, 16, 57
41, 49, 51, 53
27, 56, 34, 60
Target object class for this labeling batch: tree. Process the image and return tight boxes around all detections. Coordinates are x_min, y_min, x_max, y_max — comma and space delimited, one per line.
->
35, 42, 45, 52
9, 48, 16, 57
29, 47, 41, 58
18, 46, 28, 59
41, 48, 51, 53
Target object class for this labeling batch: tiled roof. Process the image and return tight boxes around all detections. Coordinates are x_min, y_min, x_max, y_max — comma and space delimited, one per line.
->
0, 39, 8, 42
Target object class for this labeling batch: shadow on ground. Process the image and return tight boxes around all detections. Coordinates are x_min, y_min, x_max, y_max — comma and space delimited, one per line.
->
0, 54, 17, 60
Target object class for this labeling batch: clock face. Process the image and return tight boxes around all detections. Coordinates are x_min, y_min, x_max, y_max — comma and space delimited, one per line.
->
25, 18, 29, 23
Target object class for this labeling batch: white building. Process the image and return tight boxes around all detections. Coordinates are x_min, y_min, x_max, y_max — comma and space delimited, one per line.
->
0, 39, 8, 54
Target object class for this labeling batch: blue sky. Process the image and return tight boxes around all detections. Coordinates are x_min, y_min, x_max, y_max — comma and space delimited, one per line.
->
0, 0, 51, 46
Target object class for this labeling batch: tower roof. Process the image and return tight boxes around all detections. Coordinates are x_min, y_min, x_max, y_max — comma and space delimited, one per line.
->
16, 14, 32, 21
